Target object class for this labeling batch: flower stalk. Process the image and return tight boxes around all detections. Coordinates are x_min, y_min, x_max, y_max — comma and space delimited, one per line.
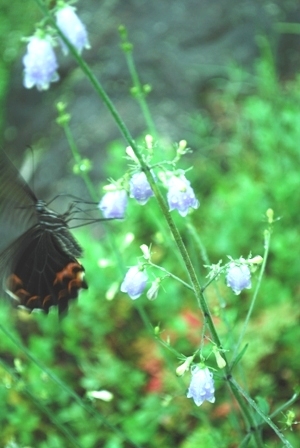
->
30, 3, 289, 445
39, 3, 263, 433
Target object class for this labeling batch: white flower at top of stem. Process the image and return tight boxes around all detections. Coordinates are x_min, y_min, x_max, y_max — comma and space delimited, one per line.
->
56, 4, 90, 54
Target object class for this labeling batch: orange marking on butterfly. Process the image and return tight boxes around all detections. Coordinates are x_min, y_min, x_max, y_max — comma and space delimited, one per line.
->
54, 262, 86, 301
43, 295, 52, 307
6, 274, 30, 301
27, 295, 40, 305
54, 262, 83, 284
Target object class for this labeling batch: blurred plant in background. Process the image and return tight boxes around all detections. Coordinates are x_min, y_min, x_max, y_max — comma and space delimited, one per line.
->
0, 1, 300, 448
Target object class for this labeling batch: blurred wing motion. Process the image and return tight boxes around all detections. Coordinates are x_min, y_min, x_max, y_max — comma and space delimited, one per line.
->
0, 151, 87, 315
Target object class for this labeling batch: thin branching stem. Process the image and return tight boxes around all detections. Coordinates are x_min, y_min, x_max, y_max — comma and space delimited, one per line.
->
28, 3, 293, 446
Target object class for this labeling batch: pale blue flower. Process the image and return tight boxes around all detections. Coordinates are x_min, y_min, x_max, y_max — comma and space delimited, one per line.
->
129, 172, 153, 205
167, 174, 199, 217
98, 190, 128, 219
226, 263, 251, 295
23, 36, 59, 91
120, 266, 148, 300
187, 366, 215, 406
56, 5, 90, 54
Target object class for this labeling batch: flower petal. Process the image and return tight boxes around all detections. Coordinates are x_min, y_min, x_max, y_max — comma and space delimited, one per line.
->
187, 366, 215, 406
226, 263, 252, 295
23, 36, 59, 91
98, 190, 128, 219
129, 172, 153, 205
56, 5, 90, 54
120, 266, 148, 300
167, 175, 199, 216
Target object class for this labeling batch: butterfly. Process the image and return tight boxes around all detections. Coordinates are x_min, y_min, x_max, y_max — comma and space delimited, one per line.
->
0, 151, 88, 315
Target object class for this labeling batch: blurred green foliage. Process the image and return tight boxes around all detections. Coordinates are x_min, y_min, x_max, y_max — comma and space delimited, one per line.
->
0, 0, 38, 137
0, 8, 300, 447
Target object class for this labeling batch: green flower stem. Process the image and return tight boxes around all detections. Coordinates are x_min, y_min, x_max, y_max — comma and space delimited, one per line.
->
227, 377, 265, 447
35, 0, 136, 152
186, 220, 236, 342
61, 118, 98, 202
36, 2, 217, 332
231, 225, 271, 365
119, 27, 157, 138
52, 31, 256, 429
45, 7, 256, 441
269, 392, 299, 420
200, 266, 227, 292
186, 219, 211, 266
230, 377, 293, 448
56, 105, 127, 276
33, 3, 284, 443
148, 261, 194, 291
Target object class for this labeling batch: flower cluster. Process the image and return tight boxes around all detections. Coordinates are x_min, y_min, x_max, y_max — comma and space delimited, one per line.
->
23, 4, 89, 91
98, 138, 199, 222
97, 147, 200, 303
98, 171, 154, 220
98, 170, 199, 222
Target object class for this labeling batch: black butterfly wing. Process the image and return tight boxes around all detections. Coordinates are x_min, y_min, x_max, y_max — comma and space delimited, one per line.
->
0, 151, 88, 315
0, 151, 37, 253
3, 226, 87, 314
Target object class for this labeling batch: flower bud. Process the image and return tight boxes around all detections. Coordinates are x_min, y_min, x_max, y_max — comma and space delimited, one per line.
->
125, 146, 139, 163
266, 208, 274, 224
140, 244, 151, 260
145, 134, 154, 150
154, 325, 161, 335
248, 255, 263, 265
177, 140, 188, 155
175, 356, 194, 377
146, 278, 161, 301
87, 390, 113, 402
213, 347, 226, 369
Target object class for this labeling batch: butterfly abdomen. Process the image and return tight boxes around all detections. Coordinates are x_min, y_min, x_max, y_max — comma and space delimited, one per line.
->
36, 200, 83, 258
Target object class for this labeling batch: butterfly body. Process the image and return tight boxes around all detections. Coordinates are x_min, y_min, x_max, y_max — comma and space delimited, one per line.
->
0, 152, 88, 315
